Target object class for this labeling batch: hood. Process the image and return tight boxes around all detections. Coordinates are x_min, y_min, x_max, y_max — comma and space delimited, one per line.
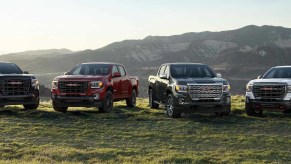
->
53, 75, 107, 81
173, 77, 228, 85
0, 74, 35, 78
248, 78, 291, 85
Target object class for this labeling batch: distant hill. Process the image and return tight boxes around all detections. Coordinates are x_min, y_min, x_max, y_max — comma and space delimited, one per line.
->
0, 48, 74, 61
2, 25, 291, 96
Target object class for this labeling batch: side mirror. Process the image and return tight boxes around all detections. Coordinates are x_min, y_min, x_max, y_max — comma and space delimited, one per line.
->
257, 75, 263, 79
216, 73, 222, 78
64, 72, 69, 75
23, 71, 29, 74
159, 73, 168, 79
113, 72, 121, 77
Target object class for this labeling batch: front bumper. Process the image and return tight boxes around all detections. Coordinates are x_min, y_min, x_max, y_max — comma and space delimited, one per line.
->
0, 92, 39, 106
246, 97, 291, 112
246, 92, 291, 112
172, 92, 231, 113
51, 95, 103, 107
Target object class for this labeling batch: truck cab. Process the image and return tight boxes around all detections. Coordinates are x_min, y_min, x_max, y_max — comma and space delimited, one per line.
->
148, 63, 231, 118
246, 66, 291, 116
51, 62, 138, 113
0, 61, 39, 109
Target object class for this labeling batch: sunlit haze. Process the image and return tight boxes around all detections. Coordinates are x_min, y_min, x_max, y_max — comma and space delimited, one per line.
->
0, 0, 290, 53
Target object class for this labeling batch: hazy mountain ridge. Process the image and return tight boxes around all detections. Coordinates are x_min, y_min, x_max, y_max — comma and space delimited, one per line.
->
0, 48, 74, 60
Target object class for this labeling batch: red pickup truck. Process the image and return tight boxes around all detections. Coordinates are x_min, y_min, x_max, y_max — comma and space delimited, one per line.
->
51, 62, 139, 112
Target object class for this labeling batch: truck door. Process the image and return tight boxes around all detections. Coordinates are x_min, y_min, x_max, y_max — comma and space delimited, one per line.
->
111, 65, 122, 99
156, 65, 167, 100
117, 65, 129, 98
159, 65, 170, 101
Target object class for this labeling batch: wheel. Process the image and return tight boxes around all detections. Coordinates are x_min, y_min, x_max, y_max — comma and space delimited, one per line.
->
245, 102, 262, 117
52, 101, 68, 112
149, 89, 159, 109
221, 104, 231, 116
99, 90, 113, 113
126, 89, 137, 107
23, 97, 40, 110
166, 94, 181, 118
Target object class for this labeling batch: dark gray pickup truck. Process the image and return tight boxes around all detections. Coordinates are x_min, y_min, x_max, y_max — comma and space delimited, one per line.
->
148, 63, 231, 118
0, 61, 39, 109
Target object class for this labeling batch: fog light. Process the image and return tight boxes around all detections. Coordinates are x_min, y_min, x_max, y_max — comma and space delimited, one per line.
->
94, 93, 99, 100
226, 97, 231, 104
179, 98, 185, 104
51, 94, 56, 99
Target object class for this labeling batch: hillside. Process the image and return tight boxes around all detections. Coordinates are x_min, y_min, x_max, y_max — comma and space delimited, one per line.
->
2, 25, 291, 96
0, 97, 291, 163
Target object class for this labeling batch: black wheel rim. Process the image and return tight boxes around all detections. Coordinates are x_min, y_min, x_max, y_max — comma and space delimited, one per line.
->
166, 96, 174, 116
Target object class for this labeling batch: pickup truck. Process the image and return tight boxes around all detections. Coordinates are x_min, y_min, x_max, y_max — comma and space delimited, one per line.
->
51, 62, 138, 112
246, 66, 291, 116
0, 61, 39, 109
148, 63, 231, 118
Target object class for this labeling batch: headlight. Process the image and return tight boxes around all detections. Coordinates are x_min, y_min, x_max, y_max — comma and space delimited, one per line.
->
52, 81, 58, 89
223, 85, 230, 92
246, 84, 253, 92
31, 79, 39, 87
175, 85, 188, 93
91, 81, 103, 89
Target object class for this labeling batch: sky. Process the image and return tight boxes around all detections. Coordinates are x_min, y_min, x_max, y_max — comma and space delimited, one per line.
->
0, 0, 290, 54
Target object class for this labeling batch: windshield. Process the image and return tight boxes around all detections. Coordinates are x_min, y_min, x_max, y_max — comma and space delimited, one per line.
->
263, 67, 291, 78
0, 63, 23, 74
170, 64, 215, 78
69, 64, 110, 75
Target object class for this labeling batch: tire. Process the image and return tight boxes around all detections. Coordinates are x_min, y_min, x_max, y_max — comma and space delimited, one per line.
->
221, 104, 231, 116
126, 89, 137, 107
166, 94, 181, 118
245, 102, 262, 117
23, 97, 40, 110
52, 101, 68, 112
99, 90, 114, 113
149, 89, 159, 109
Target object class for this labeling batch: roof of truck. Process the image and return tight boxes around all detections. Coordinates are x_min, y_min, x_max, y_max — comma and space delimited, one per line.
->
80, 62, 122, 65
163, 63, 205, 65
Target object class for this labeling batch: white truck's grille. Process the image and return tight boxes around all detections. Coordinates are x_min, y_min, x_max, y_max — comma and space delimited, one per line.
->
253, 85, 286, 99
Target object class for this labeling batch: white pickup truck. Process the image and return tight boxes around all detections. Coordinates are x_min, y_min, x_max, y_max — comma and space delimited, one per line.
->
245, 66, 291, 116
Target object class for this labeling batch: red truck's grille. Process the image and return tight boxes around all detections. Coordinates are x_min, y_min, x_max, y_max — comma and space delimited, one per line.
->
59, 81, 89, 93
0, 79, 31, 96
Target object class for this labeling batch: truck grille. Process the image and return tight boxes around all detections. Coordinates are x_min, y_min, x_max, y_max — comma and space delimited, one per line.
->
189, 85, 222, 100
0, 79, 31, 96
253, 85, 286, 99
59, 81, 89, 93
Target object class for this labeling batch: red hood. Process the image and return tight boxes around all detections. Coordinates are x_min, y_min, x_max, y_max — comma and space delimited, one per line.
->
53, 75, 108, 81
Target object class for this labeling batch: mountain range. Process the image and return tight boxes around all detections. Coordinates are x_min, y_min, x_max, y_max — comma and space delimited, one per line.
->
1, 25, 291, 97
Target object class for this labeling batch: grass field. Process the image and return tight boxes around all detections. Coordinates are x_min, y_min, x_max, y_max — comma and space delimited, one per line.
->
0, 96, 291, 163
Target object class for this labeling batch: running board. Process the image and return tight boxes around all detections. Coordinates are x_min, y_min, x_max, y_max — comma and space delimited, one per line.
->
154, 101, 166, 107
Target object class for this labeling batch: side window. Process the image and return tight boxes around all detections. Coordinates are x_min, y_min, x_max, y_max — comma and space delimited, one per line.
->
158, 65, 166, 76
164, 66, 169, 76
72, 67, 81, 75
112, 65, 119, 75
83, 65, 90, 75
118, 65, 126, 77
